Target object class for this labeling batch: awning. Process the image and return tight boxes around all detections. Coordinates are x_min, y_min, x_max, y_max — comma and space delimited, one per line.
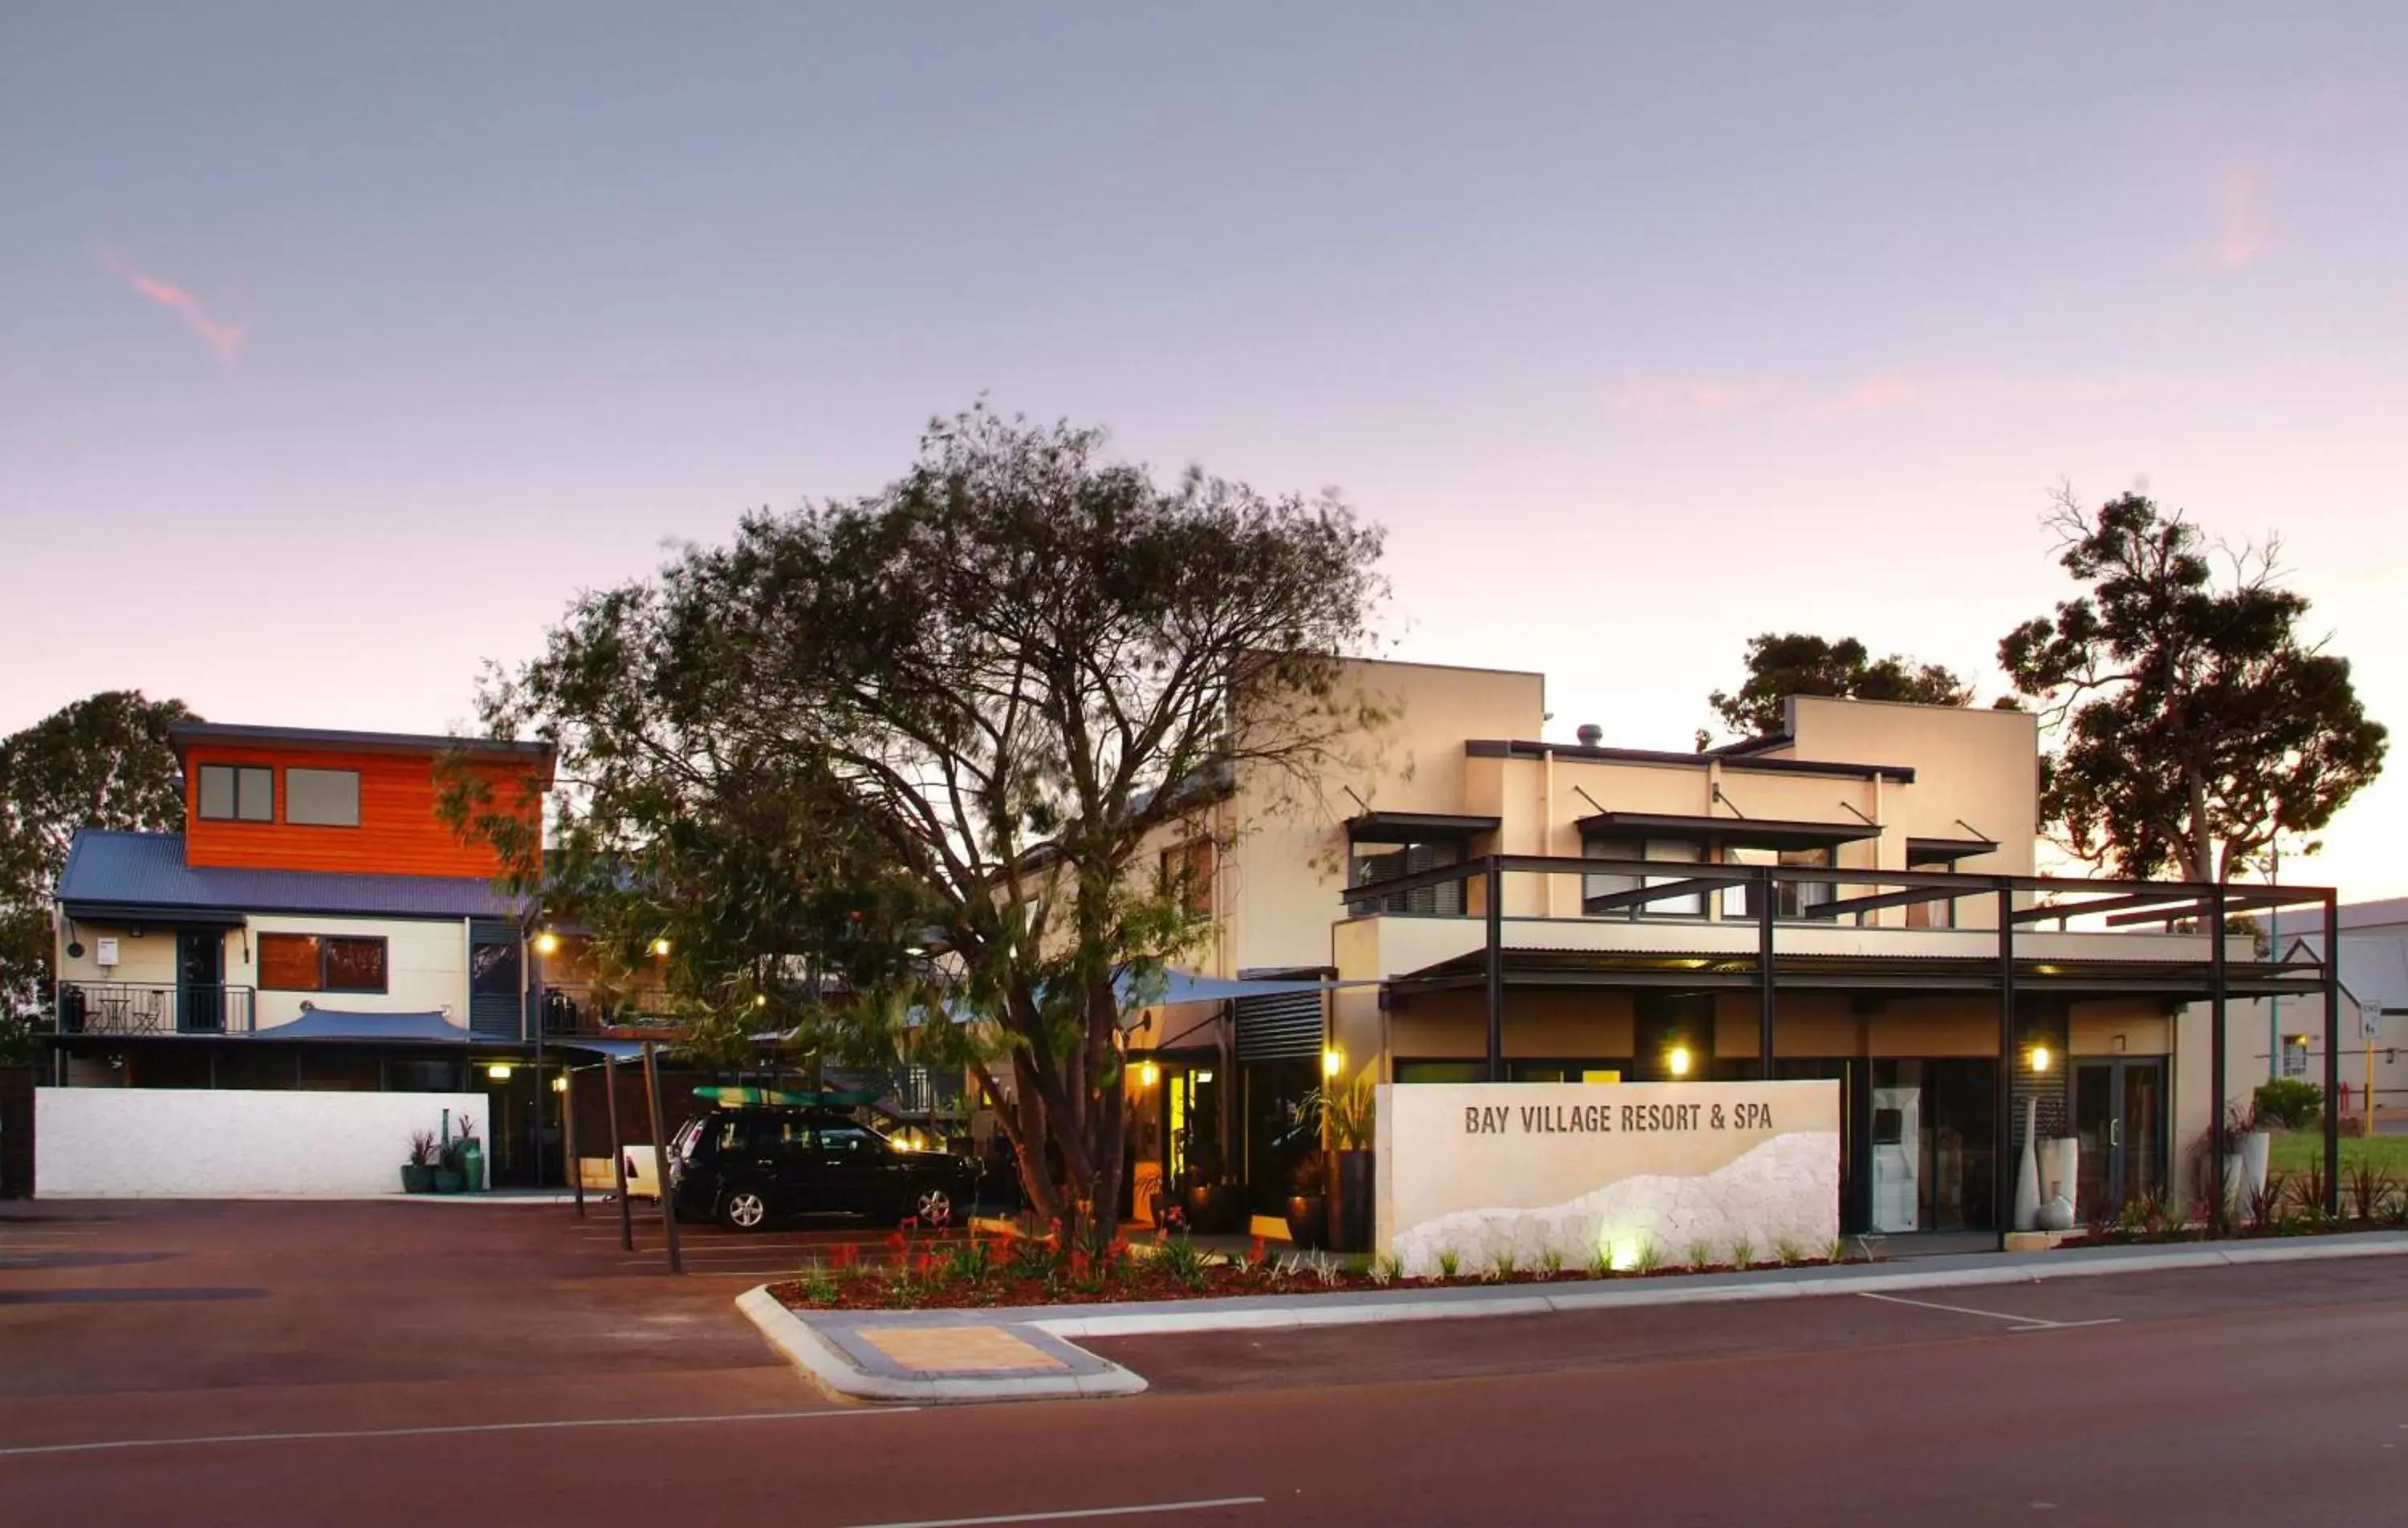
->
1345, 811, 1500, 842
1124, 969, 1370, 1006
551, 1037, 652, 1063
1906, 835, 1999, 864
250, 1009, 466, 1042
1575, 811, 1881, 851
61, 901, 247, 929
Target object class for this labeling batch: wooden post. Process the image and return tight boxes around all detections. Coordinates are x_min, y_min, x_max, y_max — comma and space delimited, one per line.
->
563, 1063, 585, 1220
642, 1041, 683, 1274
605, 1056, 633, 1253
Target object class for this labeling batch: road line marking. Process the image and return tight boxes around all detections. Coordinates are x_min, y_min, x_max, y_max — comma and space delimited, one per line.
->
832, 1498, 1266, 1528
0, 1407, 911, 1460
1856, 1290, 2117, 1331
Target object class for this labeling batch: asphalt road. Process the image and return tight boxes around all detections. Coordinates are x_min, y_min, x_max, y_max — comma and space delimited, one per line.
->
6, 1202, 2408, 1526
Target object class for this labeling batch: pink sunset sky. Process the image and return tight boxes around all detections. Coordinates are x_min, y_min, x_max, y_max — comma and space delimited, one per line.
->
3, 5, 2402, 898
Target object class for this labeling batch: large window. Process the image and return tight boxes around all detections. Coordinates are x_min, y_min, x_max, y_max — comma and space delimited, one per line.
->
258, 933, 389, 993
1348, 839, 1464, 916
197, 764, 274, 823
1581, 838, 1705, 917
285, 767, 361, 827
1905, 858, 1958, 929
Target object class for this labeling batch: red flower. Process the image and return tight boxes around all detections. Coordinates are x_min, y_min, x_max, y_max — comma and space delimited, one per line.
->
1249, 1236, 1267, 1263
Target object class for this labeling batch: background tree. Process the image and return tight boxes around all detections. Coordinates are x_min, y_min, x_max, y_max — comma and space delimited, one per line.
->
450, 407, 1386, 1242
1999, 488, 2387, 882
1703, 632, 1972, 744
0, 692, 194, 1015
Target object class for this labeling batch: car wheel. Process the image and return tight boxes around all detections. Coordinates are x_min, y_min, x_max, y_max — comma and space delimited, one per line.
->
906, 1184, 954, 1226
718, 1188, 770, 1232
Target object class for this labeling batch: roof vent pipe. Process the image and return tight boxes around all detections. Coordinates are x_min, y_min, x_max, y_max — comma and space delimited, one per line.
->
1575, 723, 1604, 746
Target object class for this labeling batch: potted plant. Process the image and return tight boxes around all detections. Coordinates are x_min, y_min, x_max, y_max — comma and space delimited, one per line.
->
1178, 1143, 1247, 1234
401, 1130, 439, 1193
1317, 1071, 1377, 1252
2214, 1101, 2270, 1213
449, 1116, 484, 1193
1284, 1150, 1328, 1250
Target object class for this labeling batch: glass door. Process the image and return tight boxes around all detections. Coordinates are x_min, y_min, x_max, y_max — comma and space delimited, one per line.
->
2073, 1059, 2167, 1217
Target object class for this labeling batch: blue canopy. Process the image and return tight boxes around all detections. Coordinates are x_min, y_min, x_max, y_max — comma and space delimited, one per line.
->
252, 1009, 467, 1043
1129, 969, 1366, 1006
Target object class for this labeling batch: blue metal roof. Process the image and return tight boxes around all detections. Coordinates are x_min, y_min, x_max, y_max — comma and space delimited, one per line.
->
57, 831, 523, 922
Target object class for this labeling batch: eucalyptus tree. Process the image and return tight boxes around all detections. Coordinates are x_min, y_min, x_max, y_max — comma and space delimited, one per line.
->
451, 408, 1385, 1239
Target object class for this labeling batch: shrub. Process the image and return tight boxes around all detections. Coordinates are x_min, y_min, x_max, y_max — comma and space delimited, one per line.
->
795, 1263, 840, 1306
1730, 1237, 1755, 1268
1774, 1237, 1804, 1266
2345, 1162, 2390, 1225
1486, 1249, 1517, 1282
1587, 1245, 1613, 1278
1631, 1238, 1662, 1275
1540, 1247, 1564, 1277
1156, 1232, 1212, 1292
1684, 1239, 1713, 1270
1823, 1236, 1847, 1263
1369, 1253, 1402, 1286
2255, 1078, 2324, 1131
1435, 1247, 1462, 1279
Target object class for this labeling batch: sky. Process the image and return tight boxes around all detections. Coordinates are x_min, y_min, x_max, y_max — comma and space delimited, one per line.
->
3, 3, 2404, 897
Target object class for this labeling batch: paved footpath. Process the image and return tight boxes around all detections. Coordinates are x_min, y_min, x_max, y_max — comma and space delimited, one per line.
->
747, 1229, 2408, 1402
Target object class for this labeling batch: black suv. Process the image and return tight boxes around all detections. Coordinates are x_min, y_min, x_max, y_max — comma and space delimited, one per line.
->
669, 1107, 978, 1232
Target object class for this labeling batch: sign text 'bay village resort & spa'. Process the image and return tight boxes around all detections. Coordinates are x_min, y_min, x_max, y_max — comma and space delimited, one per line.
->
31, 661, 2349, 1250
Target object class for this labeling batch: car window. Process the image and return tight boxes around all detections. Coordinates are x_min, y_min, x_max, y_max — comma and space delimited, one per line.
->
764, 1117, 814, 1157
711, 1118, 752, 1155
816, 1124, 879, 1156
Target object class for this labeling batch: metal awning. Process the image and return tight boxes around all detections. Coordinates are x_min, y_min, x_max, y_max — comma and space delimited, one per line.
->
1345, 811, 1500, 842
246, 1009, 466, 1042
1574, 811, 1881, 850
1906, 835, 1999, 864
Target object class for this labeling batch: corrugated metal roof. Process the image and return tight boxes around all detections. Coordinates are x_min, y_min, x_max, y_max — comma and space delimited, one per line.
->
169, 721, 554, 758
57, 831, 521, 920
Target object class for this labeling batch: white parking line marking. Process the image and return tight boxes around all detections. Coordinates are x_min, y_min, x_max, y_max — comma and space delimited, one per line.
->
833, 1498, 1266, 1528
0, 1407, 910, 1460
1856, 1290, 2120, 1331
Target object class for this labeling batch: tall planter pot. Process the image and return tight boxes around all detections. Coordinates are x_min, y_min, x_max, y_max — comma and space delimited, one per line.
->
1327, 1149, 1376, 1253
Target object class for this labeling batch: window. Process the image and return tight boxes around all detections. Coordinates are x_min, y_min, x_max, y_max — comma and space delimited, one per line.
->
817, 1123, 880, 1156
470, 940, 522, 998
197, 764, 274, 823
1583, 838, 1705, 917
1723, 845, 1837, 920
1158, 839, 1215, 917
285, 767, 360, 827
1348, 839, 1464, 916
2283, 1035, 2311, 1078
1905, 860, 1958, 929
256, 933, 389, 993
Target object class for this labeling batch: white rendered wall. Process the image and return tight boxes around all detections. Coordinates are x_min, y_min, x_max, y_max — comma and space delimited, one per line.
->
35, 1087, 490, 1197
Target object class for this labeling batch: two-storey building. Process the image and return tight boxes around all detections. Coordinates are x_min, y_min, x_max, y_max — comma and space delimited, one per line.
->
46, 722, 582, 1185
1118, 659, 2341, 1239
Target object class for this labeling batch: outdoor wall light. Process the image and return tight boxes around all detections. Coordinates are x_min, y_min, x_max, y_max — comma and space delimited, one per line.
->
1195, 1070, 1214, 1084
1322, 1047, 1344, 1079
550, 1075, 567, 1094
535, 931, 560, 956
2028, 1043, 2052, 1074
1138, 1060, 1161, 1087
488, 1063, 515, 1081
1666, 1044, 1694, 1078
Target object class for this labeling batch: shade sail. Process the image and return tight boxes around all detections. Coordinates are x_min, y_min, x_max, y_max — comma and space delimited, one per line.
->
1128, 969, 1368, 1006
251, 1009, 467, 1042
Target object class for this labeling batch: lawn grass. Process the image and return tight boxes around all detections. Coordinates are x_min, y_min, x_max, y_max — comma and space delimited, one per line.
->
2266, 1129, 2408, 1177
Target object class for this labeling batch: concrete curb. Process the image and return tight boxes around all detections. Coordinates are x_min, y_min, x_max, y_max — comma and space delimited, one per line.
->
1031, 1232, 2408, 1339
735, 1286, 1149, 1405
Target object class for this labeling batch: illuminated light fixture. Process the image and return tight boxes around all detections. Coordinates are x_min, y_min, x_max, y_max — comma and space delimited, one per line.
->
1138, 1060, 1161, 1088
550, 1075, 567, 1094
1195, 1070, 1214, 1083
487, 1063, 515, 1081
649, 937, 672, 957
1666, 1044, 1694, 1078
2028, 1043, 2052, 1074
534, 931, 560, 956
905, 945, 926, 957
753, 994, 767, 1009
1322, 1047, 1344, 1079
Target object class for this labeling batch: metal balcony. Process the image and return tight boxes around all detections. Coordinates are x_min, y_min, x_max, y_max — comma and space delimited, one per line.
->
55, 981, 258, 1035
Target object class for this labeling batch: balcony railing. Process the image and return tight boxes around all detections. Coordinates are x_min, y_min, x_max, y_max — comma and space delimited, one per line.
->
56, 981, 258, 1035
538, 981, 673, 1037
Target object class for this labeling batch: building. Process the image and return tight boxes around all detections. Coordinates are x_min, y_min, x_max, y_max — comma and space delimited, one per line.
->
45, 722, 591, 1187
1121, 659, 2341, 1237
2226, 898, 2408, 1122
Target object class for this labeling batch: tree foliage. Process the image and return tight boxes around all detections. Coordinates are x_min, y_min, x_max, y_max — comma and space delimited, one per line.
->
0, 691, 194, 1016
1704, 632, 1972, 743
449, 407, 1387, 1239
1999, 489, 2386, 882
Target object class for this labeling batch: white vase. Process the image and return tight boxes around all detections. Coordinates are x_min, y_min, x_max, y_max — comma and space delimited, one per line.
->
2042, 1137, 2080, 1220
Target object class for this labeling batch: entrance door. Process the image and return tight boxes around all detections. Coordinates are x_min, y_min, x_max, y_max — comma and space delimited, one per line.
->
2073, 1059, 2166, 1217
177, 930, 223, 1034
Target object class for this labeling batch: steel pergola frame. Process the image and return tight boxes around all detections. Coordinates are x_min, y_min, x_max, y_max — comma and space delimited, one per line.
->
1341, 854, 2345, 1230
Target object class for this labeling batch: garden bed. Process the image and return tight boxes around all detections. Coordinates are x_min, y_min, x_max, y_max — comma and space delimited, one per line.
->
766, 1229, 1866, 1312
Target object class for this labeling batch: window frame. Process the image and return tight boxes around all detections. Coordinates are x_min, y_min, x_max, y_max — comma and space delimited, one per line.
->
1346, 838, 1466, 917
255, 933, 392, 994
1581, 836, 1707, 919
196, 763, 275, 823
